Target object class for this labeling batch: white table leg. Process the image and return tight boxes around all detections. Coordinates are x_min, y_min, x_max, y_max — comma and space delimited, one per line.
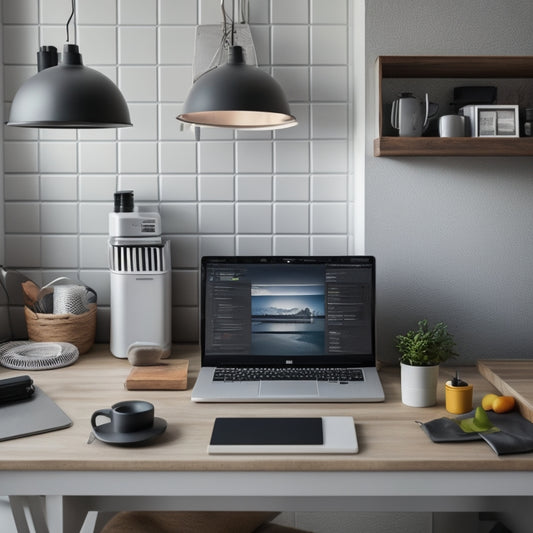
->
9, 496, 49, 533
45, 496, 89, 533
8, 496, 31, 533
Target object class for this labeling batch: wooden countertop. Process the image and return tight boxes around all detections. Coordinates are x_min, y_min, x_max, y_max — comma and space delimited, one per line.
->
1, 345, 532, 472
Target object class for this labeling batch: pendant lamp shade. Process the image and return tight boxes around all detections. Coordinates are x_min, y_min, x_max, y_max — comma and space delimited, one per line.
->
7, 44, 132, 128
177, 46, 297, 130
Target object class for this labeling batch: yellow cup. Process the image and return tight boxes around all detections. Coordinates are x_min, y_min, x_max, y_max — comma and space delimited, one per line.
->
445, 380, 473, 414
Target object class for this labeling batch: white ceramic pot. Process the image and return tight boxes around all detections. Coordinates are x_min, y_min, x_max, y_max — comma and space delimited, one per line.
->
400, 362, 439, 407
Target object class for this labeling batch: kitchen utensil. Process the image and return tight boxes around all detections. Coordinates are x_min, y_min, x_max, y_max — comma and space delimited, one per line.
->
21, 280, 41, 309
2, 268, 31, 306
445, 371, 473, 414
391, 92, 439, 137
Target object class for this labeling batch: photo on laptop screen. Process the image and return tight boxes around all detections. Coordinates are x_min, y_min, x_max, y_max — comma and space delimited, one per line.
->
251, 275, 325, 355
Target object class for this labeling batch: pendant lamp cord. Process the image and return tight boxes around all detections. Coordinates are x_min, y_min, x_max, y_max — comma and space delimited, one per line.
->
65, 0, 77, 44
220, 0, 231, 47
211, 0, 246, 70
231, 0, 235, 46
221, 0, 245, 47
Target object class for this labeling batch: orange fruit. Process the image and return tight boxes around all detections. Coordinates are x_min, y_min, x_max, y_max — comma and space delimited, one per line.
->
481, 393, 499, 411
492, 396, 516, 413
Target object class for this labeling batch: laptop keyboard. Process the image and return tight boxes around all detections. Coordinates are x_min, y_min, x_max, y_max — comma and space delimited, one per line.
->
213, 367, 364, 382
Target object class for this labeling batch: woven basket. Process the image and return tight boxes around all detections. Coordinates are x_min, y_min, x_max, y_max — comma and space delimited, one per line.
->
24, 303, 97, 355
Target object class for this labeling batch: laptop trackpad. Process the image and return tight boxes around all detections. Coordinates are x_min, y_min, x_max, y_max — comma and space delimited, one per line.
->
259, 381, 319, 398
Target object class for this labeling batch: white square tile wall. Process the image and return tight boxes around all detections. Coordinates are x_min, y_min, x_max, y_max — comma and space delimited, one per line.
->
2, 0, 354, 343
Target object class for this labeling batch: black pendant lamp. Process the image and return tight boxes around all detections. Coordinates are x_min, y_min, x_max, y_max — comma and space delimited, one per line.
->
7, 1, 131, 129
177, 45, 296, 130
177, 0, 296, 130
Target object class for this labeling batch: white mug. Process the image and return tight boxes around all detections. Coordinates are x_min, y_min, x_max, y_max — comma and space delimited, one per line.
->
439, 115, 465, 137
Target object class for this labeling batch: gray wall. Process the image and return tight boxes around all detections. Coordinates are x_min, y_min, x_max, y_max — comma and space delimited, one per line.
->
366, 0, 533, 365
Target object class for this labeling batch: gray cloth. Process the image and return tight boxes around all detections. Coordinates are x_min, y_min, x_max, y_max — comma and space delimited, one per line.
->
419, 410, 533, 455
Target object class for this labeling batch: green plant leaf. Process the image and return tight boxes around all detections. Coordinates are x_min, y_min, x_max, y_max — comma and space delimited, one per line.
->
456, 407, 500, 434
396, 319, 458, 366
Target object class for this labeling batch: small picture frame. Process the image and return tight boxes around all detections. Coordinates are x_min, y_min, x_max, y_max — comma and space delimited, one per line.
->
476, 105, 519, 137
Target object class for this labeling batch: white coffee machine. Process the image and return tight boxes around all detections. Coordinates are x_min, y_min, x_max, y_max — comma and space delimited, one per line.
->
108, 190, 171, 359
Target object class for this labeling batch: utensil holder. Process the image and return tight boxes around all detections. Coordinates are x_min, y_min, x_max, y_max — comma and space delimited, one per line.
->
24, 303, 97, 354
445, 380, 473, 414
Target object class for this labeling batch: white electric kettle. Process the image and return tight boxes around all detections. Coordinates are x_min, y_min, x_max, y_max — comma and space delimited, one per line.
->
391, 92, 439, 137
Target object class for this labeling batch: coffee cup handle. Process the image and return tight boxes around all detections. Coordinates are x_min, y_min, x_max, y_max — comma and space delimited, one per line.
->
91, 408, 113, 429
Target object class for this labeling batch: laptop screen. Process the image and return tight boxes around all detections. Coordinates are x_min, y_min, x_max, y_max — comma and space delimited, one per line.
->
201, 256, 376, 367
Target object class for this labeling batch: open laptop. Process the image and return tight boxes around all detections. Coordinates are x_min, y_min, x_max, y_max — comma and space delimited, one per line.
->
191, 256, 385, 403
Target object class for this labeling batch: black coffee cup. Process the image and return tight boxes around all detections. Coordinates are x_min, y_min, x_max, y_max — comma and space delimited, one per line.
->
91, 400, 154, 433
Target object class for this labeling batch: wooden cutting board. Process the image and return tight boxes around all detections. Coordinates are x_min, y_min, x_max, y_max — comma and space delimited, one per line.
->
125, 359, 189, 390
477, 359, 533, 422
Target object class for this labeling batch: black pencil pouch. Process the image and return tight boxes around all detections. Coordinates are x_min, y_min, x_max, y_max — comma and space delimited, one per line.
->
0, 375, 35, 404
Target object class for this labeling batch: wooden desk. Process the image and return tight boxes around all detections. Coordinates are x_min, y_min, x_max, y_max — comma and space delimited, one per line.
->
1, 345, 533, 533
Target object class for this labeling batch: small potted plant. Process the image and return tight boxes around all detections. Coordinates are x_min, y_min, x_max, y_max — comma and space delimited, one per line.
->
395, 319, 458, 407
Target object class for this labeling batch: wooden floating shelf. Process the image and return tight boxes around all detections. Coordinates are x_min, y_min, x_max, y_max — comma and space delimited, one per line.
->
375, 56, 533, 157
378, 55, 533, 79
374, 137, 533, 157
